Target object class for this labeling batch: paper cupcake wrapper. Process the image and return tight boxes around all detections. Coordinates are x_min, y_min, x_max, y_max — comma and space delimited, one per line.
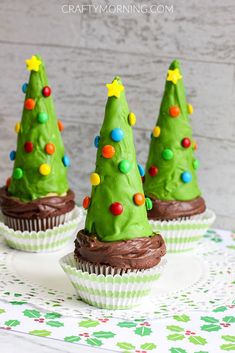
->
149, 209, 216, 253
60, 253, 167, 310
2, 210, 74, 232
0, 206, 83, 253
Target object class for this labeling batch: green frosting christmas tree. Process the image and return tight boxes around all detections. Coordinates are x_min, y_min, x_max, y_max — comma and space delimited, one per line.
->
8, 55, 70, 201
144, 60, 201, 201
84, 77, 153, 242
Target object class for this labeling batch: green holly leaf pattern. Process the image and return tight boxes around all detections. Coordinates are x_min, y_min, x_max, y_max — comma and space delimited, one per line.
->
167, 334, 185, 341
9, 301, 27, 305
213, 306, 228, 312
4, 320, 20, 327
23, 309, 41, 318
0, 309, 5, 314
188, 336, 207, 345
64, 336, 81, 342
167, 325, 184, 332
223, 316, 235, 323
134, 326, 152, 336
29, 330, 51, 337
194, 351, 209, 353
201, 324, 221, 332
118, 321, 137, 328
169, 348, 187, 353
44, 312, 62, 319
227, 245, 235, 250
173, 314, 190, 322
117, 342, 135, 350
79, 319, 100, 328
222, 336, 235, 342
140, 343, 157, 350
46, 320, 64, 327
200, 316, 219, 323
92, 331, 115, 339
220, 344, 235, 351
86, 338, 102, 346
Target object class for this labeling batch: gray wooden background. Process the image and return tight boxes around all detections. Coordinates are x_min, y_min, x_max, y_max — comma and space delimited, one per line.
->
0, 0, 234, 229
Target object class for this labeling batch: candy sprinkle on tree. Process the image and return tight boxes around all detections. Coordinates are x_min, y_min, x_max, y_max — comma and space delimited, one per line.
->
7, 55, 70, 201
83, 77, 153, 242
144, 60, 201, 202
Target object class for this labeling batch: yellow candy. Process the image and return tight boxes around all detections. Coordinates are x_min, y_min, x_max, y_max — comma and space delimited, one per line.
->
15, 122, 21, 133
153, 126, 161, 138
128, 112, 136, 126
39, 164, 51, 176
188, 103, 194, 114
90, 172, 100, 186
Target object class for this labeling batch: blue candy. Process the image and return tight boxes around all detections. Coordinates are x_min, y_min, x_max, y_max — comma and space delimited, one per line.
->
94, 135, 100, 148
181, 171, 192, 183
9, 150, 16, 161
138, 164, 145, 177
62, 155, 70, 167
110, 128, 124, 142
22, 82, 28, 94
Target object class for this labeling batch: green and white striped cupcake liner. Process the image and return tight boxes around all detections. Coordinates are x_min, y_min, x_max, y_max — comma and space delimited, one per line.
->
60, 253, 167, 310
149, 209, 216, 253
0, 206, 83, 252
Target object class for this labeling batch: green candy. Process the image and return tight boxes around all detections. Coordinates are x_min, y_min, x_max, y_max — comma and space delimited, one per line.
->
85, 76, 152, 242
162, 149, 174, 161
13, 168, 23, 180
119, 160, 132, 174
145, 197, 153, 211
8, 55, 69, 201
144, 60, 202, 201
37, 112, 48, 124
193, 159, 199, 170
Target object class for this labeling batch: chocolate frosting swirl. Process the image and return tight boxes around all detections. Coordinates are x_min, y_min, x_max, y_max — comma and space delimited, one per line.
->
147, 196, 206, 221
0, 186, 75, 219
75, 230, 166, 270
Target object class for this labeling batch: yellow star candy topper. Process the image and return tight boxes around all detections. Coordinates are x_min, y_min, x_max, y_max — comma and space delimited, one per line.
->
25, 55, 42, 72
106, 79, 124, 98
167, 68, 182, 85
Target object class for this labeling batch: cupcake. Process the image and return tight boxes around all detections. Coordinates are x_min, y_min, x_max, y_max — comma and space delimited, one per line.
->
0, 55, 81, 252
60, 77, 166, 309
144, 60, 215, 252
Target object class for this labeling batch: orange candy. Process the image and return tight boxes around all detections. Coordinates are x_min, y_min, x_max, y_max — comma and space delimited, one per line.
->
193, 141, 198, 150
6, 177, 11, 188
58, 120, 64, 132
133, 193, 145, 206
45, 143, 55, 155
24, 98, 36, 110
102, 145, 115, 159
83, 196, 91, 209
169, 105, 180, 117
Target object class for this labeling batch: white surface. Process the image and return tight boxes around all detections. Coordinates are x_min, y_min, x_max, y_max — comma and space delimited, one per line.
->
0, 330, 117, 353
2, 235, 234, 320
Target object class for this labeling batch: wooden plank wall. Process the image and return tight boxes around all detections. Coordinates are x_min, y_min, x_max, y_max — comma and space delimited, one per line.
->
0, 0, 234, 229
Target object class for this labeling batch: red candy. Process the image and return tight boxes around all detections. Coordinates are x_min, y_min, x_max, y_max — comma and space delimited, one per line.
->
109, 202, 123, 216
83, 196, 91, 209
6, 177, 11, 188
169, 105, 180, 117
24, 141, 34, 153
148, 165, 158, 177
181, 137, 191, 148
42, 86, 51, 97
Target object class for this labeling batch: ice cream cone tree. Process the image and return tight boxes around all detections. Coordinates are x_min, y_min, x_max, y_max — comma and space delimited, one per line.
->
144, 60, 201, 201
84, 77, 153, 242
7, 55, 70, 201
